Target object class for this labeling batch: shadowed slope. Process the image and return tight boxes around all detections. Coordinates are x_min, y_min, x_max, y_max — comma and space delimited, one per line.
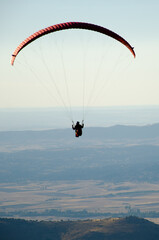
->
0, 216, 159, 240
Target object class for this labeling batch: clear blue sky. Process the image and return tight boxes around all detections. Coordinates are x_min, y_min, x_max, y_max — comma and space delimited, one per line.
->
1, 0, 159, 108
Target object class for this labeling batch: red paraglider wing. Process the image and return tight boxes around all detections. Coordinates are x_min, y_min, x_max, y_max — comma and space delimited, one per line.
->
11, 22, 135, 65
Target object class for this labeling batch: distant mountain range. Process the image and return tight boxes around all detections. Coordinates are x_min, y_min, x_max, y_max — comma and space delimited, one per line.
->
0, 123, 159, 151
0, 123, 159, 183
0, 216, 159, 240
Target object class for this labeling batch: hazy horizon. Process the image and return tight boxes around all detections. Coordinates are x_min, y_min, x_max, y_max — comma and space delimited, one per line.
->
0, 105, 159, 131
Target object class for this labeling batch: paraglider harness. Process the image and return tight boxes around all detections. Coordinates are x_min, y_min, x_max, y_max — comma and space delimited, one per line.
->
72, 121, 84, 137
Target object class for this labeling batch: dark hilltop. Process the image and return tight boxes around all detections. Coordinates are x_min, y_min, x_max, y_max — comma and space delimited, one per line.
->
1, 216, 159, 240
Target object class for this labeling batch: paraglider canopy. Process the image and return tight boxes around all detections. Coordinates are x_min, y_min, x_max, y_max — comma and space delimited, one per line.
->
11, 22, 135, 65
